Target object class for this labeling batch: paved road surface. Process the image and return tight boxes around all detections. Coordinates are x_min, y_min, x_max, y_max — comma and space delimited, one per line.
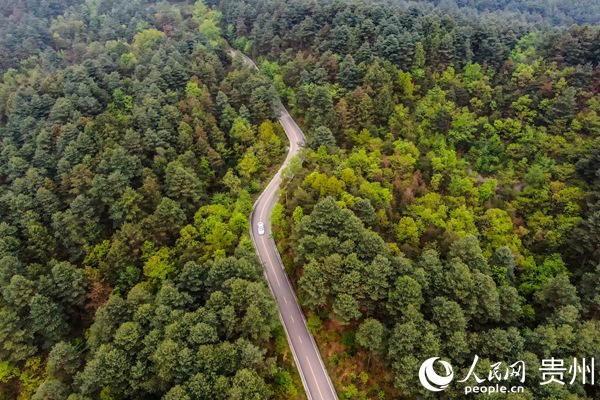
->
233, 50, 338, 400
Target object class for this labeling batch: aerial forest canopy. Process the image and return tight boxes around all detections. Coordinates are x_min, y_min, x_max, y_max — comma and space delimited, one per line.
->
0, 0, 600, 399
396, 0, 600, 26
0, 0, 299, 399
217, 0, 599, 398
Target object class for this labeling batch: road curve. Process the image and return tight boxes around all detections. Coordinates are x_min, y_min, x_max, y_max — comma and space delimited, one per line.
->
233, 50, 338, 400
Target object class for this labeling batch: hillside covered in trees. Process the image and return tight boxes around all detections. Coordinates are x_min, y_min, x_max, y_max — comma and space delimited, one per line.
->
1, 0, 600, 399
215, 0, 600, 398
0, 0, 305, 399
398, 0, 600, 26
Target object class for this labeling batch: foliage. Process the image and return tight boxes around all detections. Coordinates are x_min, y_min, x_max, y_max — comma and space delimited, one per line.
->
229, 0, 600, 398
0, 0, 291, 397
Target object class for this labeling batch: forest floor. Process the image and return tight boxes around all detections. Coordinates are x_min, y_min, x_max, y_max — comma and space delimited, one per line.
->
309, 315, 405, 400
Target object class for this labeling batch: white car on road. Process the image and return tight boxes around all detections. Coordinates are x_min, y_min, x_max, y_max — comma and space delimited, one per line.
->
257, 221, 265, 235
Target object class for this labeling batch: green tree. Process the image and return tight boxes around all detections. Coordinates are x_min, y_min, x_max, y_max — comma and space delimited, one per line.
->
229, 369, 271, 400
165, 161, 205, 213
333, 293, 362, 325
47, 341, 81, 382
308, 86, 335, 129
432, 297, 467, 334
356, 318, 386, 367
33, 380, 68, 400
337, 55, 359, 90
387, 276, 424, 315
309, 126, 336, 150
353, 199, 376, 226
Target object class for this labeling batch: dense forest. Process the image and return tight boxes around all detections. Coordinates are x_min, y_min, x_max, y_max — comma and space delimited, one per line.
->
398, 0, 600, 26
215, 0, 600, 398
0, 0, 304, 399
1, 0, 600, 399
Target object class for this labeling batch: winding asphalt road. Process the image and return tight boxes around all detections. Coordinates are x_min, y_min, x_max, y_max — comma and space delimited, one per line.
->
233, 50, 338, 400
